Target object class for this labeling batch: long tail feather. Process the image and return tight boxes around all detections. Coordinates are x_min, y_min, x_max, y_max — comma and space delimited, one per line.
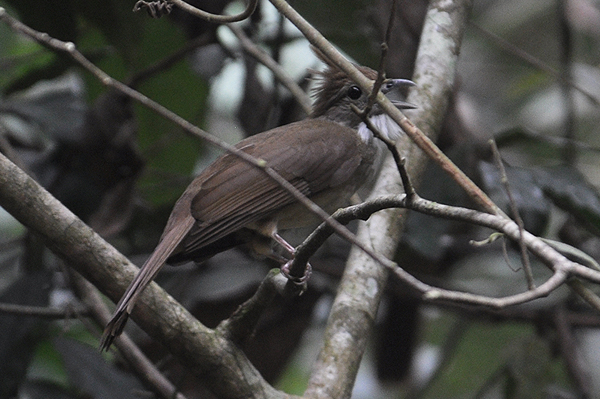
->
100, 215, 194, 351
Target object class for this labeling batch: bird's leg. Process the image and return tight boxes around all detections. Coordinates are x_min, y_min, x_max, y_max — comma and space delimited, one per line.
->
272, 233, 312, 284
271, 233, 296, 254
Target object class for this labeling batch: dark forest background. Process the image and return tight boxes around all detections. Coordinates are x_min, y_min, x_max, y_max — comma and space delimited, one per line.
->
1, 0, 600, 398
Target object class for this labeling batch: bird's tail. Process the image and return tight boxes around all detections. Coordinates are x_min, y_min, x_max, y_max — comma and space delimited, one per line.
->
99, 215, 195, 351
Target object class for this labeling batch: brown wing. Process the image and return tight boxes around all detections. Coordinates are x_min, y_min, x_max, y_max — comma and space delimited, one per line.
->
102, 119, 369, 347
173, 119, 368, 260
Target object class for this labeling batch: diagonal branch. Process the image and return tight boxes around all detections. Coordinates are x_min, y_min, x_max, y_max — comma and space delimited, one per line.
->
269, 0, 498, 215
168, 0, 258, 23
2, 2, 600, 398
226, 23, 313, 115
0, 7, 385, 281
0, 150, 293, 399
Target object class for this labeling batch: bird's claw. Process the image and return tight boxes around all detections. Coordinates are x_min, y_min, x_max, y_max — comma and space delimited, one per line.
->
280, 261, 312, 285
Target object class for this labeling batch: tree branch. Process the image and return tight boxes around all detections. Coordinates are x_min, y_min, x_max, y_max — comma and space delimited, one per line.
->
2, 2, 600, 398
226, 23, 313, 115
0, 302, 88, 319
159, 0, 258, 23
0, 151, 293, 398
69, 271, 188, 399
298, 0, 475, 396
0, 7, 391, 287
489, 139, 535, 290
269, 0, 498, 214
293, 192, 600, 306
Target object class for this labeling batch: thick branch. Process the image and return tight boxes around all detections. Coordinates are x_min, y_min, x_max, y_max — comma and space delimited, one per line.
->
0, 152, 293, 399
299, 0, 475, 397
69, 271, 188, 399
2, 2, 598, 398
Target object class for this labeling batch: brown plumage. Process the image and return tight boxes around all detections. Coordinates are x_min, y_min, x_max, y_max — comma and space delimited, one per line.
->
100, 60, 414, 351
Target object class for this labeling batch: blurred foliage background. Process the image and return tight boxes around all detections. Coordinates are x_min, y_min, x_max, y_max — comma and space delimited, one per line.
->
0, 0, 600, 398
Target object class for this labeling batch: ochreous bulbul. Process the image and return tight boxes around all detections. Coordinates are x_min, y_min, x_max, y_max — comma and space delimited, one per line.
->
100, 57, 415, 350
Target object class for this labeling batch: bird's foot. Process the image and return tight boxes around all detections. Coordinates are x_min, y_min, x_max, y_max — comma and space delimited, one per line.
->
280, 260, 312, 285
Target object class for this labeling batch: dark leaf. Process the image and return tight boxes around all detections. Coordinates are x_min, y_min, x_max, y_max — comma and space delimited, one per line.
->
402, 144, 479, 263
535, 165, 600, 235
3, 0, 77, 41
0, 269, 52, 398
237, 56, 275, 136
1, 73, 87, 145
53, 337, 146, 399
479, 161, 551, 236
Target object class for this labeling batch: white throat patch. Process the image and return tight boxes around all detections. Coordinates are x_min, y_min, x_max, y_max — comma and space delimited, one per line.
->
357, 113, 403, 143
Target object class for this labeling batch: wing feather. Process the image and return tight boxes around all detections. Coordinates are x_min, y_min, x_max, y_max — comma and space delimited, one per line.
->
170, 119, 369, 260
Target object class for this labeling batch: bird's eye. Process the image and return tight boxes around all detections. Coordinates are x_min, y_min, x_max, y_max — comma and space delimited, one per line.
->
347, 85, 362, 100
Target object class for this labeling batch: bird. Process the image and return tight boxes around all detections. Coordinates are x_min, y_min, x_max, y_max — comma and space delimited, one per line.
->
100, 57, 415, 351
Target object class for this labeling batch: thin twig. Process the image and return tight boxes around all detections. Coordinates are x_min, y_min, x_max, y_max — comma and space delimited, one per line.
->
352, 104, 416, 197
363, 0, 397, 115
169, 0, 258, 23
227, 23, 312, 115
500, 237, 520, 272
557, 0, 577, 164
344, 0, 411, 198
0, 7, 374, 272
70, 271, 188, 399
0, 302, 89, 318
489, 139, 535, 290
349, 0, 396, 121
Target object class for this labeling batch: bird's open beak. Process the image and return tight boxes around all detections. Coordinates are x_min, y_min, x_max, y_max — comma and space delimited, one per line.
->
382, 79, 416, 110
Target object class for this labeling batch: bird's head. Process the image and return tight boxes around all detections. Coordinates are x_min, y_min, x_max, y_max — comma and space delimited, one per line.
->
310, 60, 415, 143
